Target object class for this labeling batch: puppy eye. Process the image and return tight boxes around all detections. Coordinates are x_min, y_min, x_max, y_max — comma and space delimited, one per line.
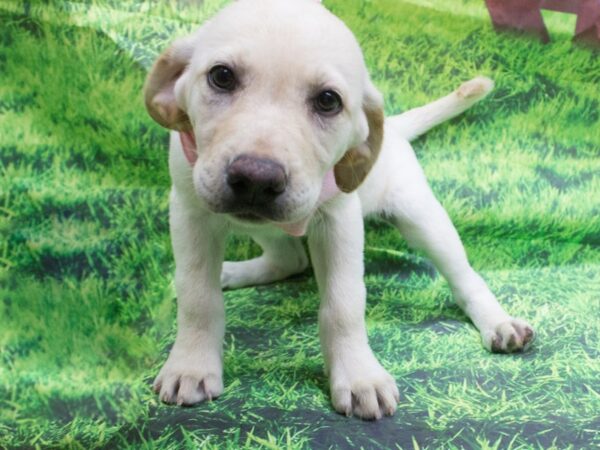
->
314, 90, 343, 115
208, 65, 237, 92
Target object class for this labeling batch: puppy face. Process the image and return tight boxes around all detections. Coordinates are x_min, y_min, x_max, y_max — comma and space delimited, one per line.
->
145, 0, 383, 226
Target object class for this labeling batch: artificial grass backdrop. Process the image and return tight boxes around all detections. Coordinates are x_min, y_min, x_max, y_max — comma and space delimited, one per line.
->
1, 0, 599, 448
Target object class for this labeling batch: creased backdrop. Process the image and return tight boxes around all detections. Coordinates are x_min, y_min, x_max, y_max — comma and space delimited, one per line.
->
1, 0, 599, 448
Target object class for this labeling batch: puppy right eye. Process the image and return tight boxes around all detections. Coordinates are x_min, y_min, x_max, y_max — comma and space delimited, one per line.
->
208, 65, 237, 92
313, 90, 343, 116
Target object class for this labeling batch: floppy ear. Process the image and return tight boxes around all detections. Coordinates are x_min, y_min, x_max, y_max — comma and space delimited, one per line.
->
143, 35, 196, 130
334, 83, 384, 193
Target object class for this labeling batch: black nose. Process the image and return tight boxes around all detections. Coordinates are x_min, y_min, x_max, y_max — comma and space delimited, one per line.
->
226, 155, 287, 205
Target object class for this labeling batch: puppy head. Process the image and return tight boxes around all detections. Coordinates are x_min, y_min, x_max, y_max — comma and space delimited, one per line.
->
144, 0, 383, 226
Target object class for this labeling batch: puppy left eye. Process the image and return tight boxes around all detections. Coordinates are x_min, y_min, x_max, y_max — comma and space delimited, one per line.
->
314, 90, 343, 116
208, 65, 237, 92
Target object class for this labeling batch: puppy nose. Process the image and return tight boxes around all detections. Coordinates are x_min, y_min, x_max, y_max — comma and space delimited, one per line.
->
226, 155, 287, 204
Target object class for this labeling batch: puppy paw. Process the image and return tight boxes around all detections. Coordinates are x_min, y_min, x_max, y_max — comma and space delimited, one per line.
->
482, 318, 535, 353
221, 261, 252, 289
221, 256, 307, 289
329, 354, 399, 420
457, 76, 494, 101
221, 260, 280, 289
153, 350, 223, 405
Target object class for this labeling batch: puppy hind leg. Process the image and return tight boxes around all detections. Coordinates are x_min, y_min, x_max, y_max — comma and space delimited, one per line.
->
384, 186, 535, 353
221, 233, 308, 289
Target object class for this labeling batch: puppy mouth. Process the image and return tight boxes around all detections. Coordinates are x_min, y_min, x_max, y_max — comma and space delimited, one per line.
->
230, 211, 269, 223
222, 200, 285, 221
223, 201, 312, 235
228, 209, 311, 236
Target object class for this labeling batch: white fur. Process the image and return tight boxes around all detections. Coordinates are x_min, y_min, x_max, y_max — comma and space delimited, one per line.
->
150, 0, 534, 419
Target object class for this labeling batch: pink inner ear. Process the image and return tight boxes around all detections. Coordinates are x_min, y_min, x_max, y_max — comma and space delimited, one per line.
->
179, 131, 198, 165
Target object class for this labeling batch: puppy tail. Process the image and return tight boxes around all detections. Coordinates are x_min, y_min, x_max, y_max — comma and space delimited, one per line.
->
386, 76, 494, 142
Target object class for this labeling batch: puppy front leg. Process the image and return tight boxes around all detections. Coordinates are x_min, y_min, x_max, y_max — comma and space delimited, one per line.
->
309, 194, 399, 420
154, 190, 227, 405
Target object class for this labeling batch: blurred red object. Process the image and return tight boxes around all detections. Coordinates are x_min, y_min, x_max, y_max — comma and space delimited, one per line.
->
484, 0, 600, 45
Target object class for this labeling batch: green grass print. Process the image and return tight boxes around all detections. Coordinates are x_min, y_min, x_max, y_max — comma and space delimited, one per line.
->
1, 0, 599, 448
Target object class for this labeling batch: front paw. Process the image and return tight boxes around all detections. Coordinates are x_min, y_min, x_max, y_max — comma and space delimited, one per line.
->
329, 353, 399, 420
153, 348, 223, 406
482, 318, 535, 353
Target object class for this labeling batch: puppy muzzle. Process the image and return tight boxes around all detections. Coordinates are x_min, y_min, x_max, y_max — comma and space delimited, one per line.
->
180, 131, 341, 236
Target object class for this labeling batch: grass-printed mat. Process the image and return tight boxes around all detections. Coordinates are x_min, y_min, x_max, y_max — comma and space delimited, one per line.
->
1, 0, 599, 448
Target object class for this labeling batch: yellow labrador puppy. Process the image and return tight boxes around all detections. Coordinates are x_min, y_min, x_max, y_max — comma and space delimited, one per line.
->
144, 0, 534, 419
